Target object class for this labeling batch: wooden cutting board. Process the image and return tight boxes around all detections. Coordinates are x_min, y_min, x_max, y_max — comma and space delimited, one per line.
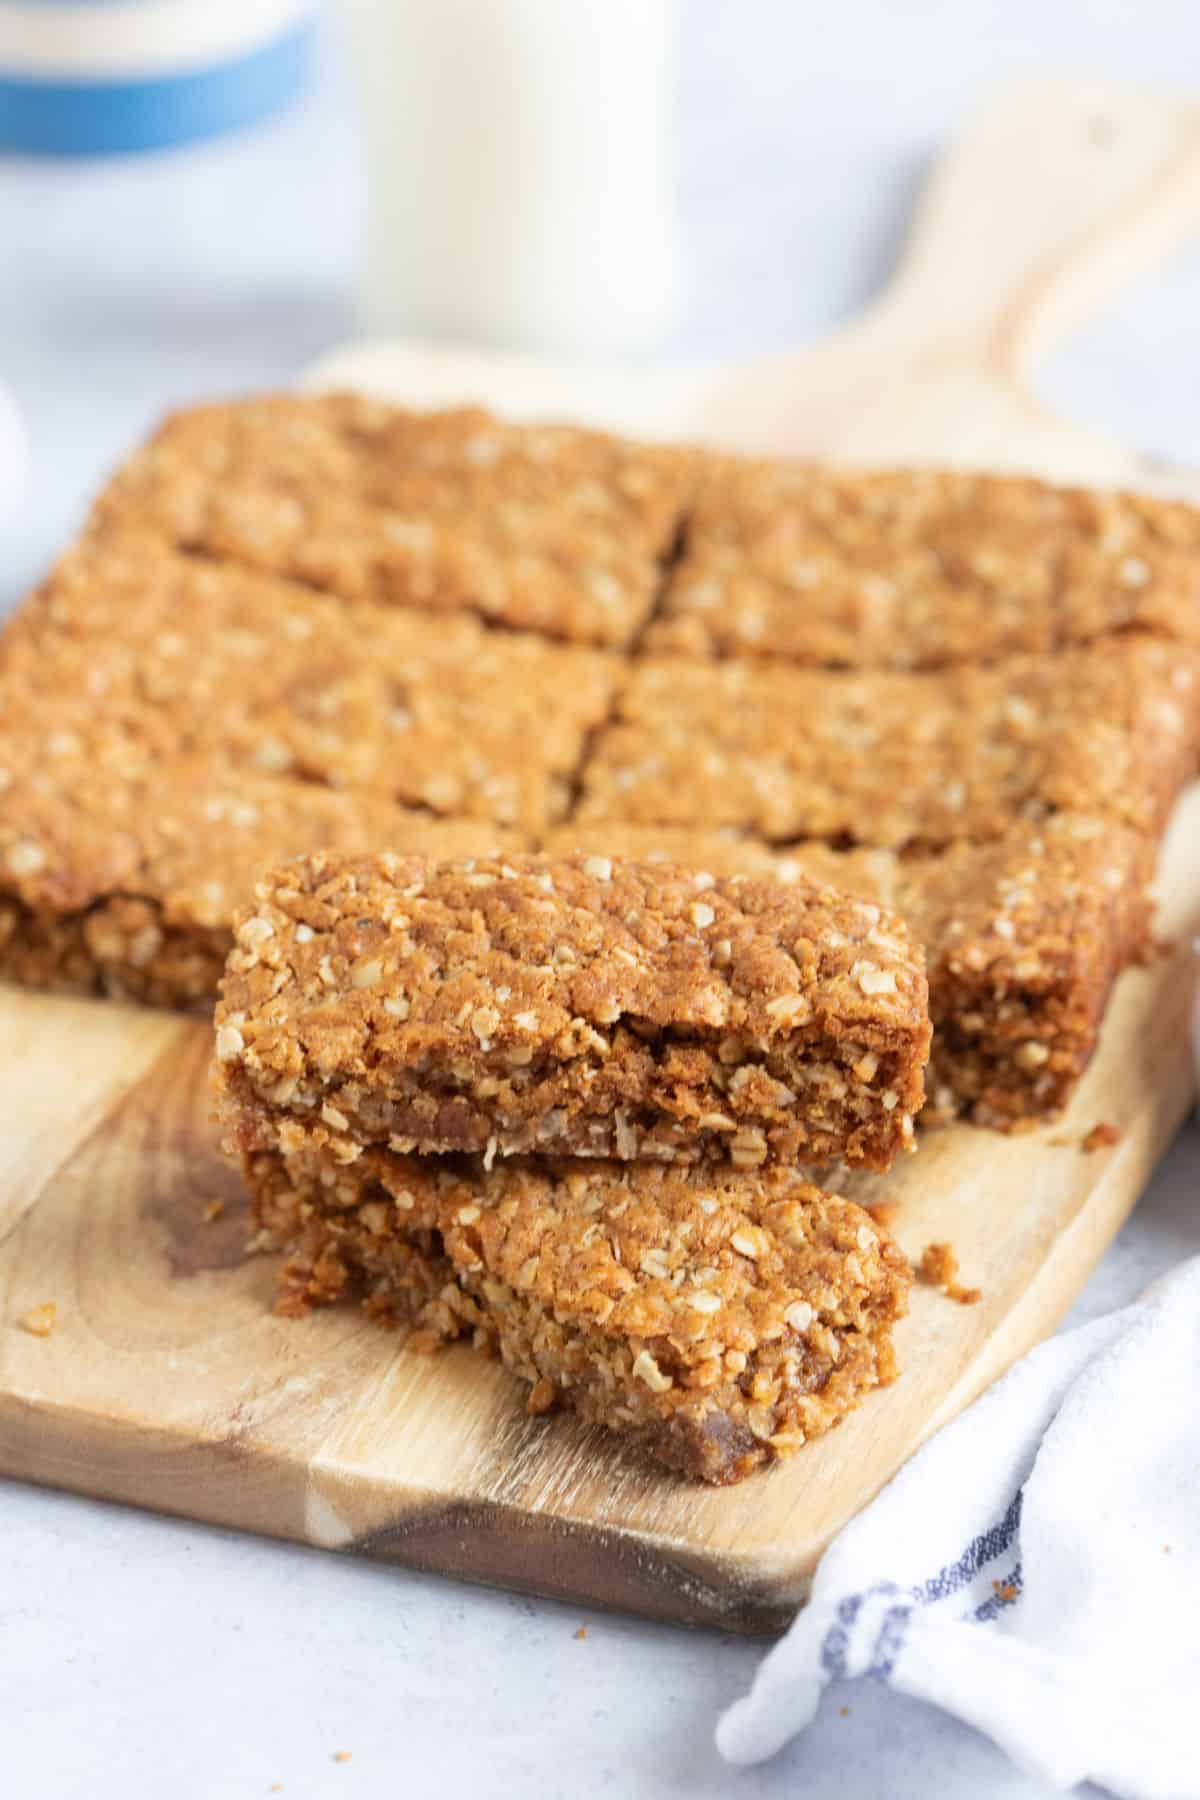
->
3, 79, 1200, 1634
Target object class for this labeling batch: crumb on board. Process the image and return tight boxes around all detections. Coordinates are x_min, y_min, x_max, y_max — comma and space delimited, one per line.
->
332, 1751, 352, 1765
917, 1243, 982, 1306
19, 1301, 57, 1337
528, 1376, 558, 1415
1082, 1122, 1121, 1153
202, 1198, 226, 1223
868, 1200, 902, 1230
991, 1579, 1019, 1604
839, 1706, 851, 1718
574, 1626, 587, 1641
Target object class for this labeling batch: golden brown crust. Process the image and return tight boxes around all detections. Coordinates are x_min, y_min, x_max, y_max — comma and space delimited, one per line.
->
0, 733, 526, 1008
1, 527, 619, 832
235, 1140, 911, 1484
549, 817, 1152, 1128
576, 640, 1200, 848
90, 393, 697, 648
91, 401, 1200, 669
214, 851, 930, 1172
651, 459, 1200, 668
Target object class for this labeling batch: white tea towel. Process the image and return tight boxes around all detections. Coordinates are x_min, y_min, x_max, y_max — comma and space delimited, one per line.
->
0, 380, 29, 528
718, 1256, 1200, 1799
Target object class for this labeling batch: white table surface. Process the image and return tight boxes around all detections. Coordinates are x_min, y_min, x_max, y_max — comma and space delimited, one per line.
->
2, 5, 1199, 1795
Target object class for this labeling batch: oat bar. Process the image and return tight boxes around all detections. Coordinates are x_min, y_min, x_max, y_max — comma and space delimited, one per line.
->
229, 1137, 911, 1485
766, 825, 1154, 1126
551, 817, 1152, 1127
91, 393, 696, 648
890, 821, 1153, 1128
0, 732, 526, 1008
1, 528, 618, 831
215, 851, 930, 1172
576, 640, 1200, 848
651, 460, 1200, 667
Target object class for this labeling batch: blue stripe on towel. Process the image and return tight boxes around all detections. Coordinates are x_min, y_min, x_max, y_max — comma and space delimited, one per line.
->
819, 1491, 1026, 1680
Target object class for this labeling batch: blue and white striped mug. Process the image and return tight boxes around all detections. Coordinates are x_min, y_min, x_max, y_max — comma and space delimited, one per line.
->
0, 0, 315, 155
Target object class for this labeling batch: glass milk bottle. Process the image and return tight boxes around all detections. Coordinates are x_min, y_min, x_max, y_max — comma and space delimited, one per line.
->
336, 0, 679, 356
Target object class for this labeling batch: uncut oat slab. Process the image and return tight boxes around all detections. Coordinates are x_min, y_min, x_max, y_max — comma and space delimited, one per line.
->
231, 1139, 911, 1485
577, 639, 1200, 848
90, 393, 697, 648
650, 460, 1200, 667
549, 815, 1153, 1128
215, 852, 930, 1173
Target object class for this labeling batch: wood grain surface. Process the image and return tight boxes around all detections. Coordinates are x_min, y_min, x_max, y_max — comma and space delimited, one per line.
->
2, 77, 1199, 1632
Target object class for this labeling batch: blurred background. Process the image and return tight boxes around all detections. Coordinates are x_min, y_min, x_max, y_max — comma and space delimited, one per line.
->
1, 0, 1199, 604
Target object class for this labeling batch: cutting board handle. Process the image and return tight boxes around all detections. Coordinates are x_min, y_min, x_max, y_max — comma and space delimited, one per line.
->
871, 79, 1200, 373
307, 76, 1200, 482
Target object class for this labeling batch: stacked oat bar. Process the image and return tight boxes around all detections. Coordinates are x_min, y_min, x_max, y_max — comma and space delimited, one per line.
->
212, 850, 927, 1481
2, 391, 1197, 1478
